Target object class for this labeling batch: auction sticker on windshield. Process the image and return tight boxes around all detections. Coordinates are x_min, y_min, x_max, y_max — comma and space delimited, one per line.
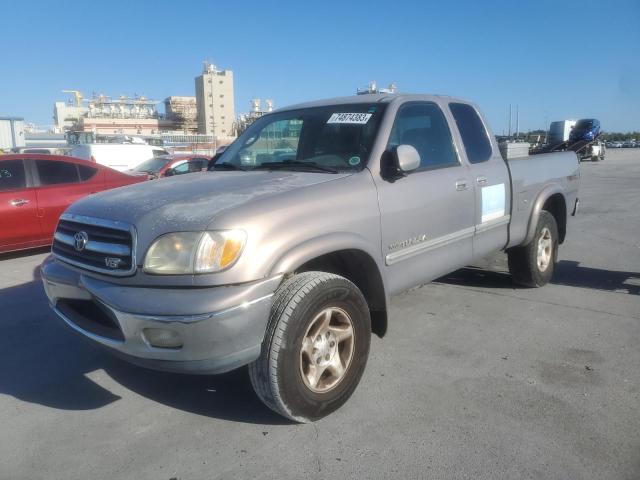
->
327, 113, 372, 124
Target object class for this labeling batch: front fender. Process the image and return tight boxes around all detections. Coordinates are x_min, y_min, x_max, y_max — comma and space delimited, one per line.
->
268, 231, 383, 277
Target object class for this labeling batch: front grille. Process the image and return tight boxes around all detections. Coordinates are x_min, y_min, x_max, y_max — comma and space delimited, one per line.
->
52, 215, 136, 276
56, 298, 125, 341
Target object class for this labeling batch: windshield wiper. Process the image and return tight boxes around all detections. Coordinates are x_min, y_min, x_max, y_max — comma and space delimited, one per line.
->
211, 162, 248, 171
253, 160, 339, 173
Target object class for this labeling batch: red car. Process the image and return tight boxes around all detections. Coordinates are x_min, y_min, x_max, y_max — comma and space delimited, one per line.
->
0, 154, 146, 253
131, 154, 211, 179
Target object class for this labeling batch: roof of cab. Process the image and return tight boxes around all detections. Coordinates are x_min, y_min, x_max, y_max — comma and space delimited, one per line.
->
276, 93, 471, 112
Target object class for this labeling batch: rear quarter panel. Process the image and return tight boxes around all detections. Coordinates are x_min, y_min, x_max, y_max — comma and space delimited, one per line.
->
507, 151, 580, 248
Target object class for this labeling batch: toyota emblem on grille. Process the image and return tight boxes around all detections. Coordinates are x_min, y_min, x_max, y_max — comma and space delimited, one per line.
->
74, 231, 89, 251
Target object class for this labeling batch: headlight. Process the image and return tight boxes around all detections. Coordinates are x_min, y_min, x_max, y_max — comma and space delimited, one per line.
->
143, 230, 246, 275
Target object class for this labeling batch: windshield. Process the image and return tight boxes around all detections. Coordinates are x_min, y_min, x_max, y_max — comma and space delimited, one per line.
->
574, 120, 594, 130
212, 103, 387, 172
133, 157, 172, 174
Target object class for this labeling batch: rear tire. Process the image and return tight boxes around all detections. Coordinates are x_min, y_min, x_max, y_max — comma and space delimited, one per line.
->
508, 210, 558, 287
249, 271, 371, 422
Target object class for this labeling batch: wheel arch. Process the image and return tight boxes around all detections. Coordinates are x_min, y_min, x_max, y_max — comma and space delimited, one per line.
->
524, 186, 567, 245
269, 235, 388, 338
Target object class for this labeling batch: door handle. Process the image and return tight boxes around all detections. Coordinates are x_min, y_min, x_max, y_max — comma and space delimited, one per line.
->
455, 180, 468, 191
9, 199, 30, 207
476, 176, 488, 186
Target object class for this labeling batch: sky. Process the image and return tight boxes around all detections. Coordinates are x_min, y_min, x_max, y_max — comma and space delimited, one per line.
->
1, 0, 638, 133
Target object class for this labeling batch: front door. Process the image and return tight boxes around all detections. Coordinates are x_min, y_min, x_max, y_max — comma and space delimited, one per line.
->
0, 159, 42, 252
374, 101, 476, 294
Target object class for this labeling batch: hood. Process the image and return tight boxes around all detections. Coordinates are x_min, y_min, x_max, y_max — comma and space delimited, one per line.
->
66, 170, 350, 240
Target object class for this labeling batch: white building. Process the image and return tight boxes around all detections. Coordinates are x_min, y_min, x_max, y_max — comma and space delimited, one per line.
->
53, 101, 88, 130
0, 117, 26, 150
195, 62, 235, 138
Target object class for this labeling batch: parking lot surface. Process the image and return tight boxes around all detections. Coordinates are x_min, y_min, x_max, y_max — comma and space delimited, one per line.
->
1, 149, 639, 480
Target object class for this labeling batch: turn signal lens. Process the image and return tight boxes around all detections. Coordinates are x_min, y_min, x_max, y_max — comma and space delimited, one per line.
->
194, 230, 246, 273
220, 233, 245, 268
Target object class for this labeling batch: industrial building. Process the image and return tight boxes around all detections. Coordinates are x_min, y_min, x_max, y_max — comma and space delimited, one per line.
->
80, 94, 168, 134
48, 61, 238, 141
53, 103, 87, 131
0, 117, 26, 150
195, 62, 235, 139
234, 98, 274, 134
54, 92, 177, 135
164, 96, 198, 133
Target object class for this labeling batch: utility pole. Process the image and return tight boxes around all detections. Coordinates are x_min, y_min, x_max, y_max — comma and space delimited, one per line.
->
516, 105, 519, 139
508, 104, 512, 138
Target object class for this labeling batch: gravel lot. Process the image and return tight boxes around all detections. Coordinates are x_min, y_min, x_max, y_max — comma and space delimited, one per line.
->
1, 149, 638, 480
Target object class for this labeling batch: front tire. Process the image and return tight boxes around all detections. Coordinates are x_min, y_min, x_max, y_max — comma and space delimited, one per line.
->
508, 210, 559, 287
249, 271, 371, 422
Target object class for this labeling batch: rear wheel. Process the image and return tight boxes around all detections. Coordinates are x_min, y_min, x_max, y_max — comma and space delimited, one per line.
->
508, 210, 558, 287
249, 271, 371, 422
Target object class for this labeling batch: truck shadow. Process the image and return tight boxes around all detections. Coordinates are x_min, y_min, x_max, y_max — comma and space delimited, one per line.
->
439, 260, 640, 295
0, 270, 289, 425
552, 260, 640, 295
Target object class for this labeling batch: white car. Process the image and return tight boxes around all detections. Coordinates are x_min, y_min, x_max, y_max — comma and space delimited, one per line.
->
70, 143, 168, 171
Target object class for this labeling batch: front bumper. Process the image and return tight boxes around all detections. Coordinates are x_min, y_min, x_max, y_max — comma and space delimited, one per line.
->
41, 256, 281, 374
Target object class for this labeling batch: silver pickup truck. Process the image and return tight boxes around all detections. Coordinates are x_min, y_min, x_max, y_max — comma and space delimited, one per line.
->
41, 93, 580, 422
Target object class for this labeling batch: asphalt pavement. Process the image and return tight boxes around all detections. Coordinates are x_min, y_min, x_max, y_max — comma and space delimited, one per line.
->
1, 149, 638, 480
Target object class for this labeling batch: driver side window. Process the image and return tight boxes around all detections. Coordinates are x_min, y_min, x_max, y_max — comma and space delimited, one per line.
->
388, 102, 459, 171
172, 162, 190, 175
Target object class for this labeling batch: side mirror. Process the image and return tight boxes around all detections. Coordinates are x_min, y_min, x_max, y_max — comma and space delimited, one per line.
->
381, 145, 421, 182
164, 168, 175, 177
396, 144, 421, 172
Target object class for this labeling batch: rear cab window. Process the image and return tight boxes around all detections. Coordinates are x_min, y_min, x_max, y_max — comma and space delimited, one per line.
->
191, 158, 210, 170
0, 159, 27, 191
189, 158, 209, 171
449, 103, 493, 164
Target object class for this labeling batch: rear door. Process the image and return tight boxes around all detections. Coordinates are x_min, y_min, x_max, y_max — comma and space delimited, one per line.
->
0, 159, 42, 251
375, 101, 476, 294
33, 159, 95, 238
448, 102, 511, 258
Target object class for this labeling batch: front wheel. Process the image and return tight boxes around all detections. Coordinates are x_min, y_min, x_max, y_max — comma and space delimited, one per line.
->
249, 271, 371, 422
508, 210, 559, 287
